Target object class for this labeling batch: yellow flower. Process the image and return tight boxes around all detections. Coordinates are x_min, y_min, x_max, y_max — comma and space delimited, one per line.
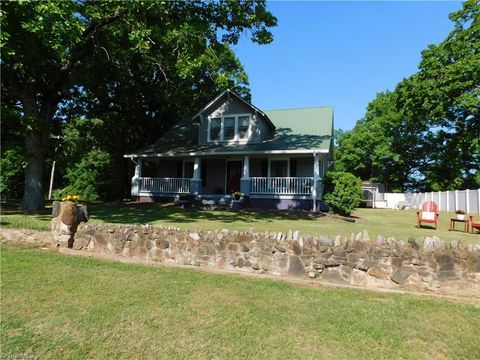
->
74, 195, 80, 200
61, 197, 66, 201
66, 195, 72, 200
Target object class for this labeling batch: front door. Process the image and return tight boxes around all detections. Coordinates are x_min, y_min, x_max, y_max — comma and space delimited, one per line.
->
226, 161, 242, 194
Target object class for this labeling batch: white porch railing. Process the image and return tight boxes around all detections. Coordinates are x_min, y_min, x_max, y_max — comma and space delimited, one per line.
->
250, 177, 314, 195
139, 177, 191, 194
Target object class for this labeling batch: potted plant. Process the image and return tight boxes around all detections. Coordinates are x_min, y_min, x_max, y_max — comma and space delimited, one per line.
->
455, 209, 466, 220
231, 192, 245, 211
175, 193, 192, 208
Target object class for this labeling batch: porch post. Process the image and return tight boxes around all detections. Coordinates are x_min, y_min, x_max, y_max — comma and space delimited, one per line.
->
190, 157, 202, 195
131, 159, 142, 198
312, 153, 320, 212
240, 156, 251, 196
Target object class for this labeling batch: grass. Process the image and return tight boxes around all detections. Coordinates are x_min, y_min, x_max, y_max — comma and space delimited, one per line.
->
2, 202, 479, 245
1, 244, 479, 359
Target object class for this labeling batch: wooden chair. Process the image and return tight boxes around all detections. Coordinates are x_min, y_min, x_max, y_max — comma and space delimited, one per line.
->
470, 215, 480, 234
416, 201, 439, 229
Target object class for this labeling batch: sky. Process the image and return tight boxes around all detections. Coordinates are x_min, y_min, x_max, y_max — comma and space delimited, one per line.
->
232, 0, 463, 131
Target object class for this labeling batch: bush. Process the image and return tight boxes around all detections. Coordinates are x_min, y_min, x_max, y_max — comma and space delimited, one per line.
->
324, 171, 362, 216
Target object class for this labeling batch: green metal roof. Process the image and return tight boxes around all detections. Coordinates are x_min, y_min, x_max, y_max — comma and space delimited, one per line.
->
125, 106, 333, 158
265, 107, 333, 137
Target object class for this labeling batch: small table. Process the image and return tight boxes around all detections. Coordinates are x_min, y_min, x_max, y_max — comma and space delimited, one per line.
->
449, 218, 469, 232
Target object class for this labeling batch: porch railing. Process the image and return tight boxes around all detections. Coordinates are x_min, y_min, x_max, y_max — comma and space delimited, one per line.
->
139, 177, 191, 194
250, 177, 314, 195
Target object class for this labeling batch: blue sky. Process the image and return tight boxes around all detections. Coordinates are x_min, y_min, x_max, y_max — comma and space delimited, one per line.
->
232, 1, 463, 131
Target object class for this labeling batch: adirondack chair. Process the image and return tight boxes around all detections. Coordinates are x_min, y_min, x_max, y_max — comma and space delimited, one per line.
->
416, 201, 439, 229
470, 215, 480, 234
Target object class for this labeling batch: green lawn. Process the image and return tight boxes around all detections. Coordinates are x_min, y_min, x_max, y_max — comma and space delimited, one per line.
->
1, 244, 479, 359
2, 202, 479, 244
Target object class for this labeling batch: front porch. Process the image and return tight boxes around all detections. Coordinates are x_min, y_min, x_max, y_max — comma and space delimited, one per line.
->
130, 154, 327, 211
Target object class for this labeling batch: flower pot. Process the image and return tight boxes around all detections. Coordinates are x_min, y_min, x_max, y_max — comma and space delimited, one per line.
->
456, 214, 465, 221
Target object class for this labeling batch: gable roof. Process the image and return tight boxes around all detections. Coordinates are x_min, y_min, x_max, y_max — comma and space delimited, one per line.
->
124, 93, 334, 158
193, 89, 275, 129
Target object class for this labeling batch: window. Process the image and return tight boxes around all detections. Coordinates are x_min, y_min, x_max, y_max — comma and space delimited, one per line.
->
224, 117, 235, 141
238, 116, 249, 139
208, 115, 250, 142
210, 118, 221, 141
261, 159, 268, 177
271, 160, 288, 177
176, 161, 183, 178
184, 161, 194, 178
290, 159, 297, 177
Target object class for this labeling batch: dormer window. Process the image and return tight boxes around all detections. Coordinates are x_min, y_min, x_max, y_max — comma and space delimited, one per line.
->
210, 118, 221, 141
224, 117, 235, 140
208, 114, 250, 143
238, 116, 249, 140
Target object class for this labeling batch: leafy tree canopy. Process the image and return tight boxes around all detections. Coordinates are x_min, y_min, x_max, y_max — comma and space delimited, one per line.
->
1, 0, 277, 211
335, 0, 479, 192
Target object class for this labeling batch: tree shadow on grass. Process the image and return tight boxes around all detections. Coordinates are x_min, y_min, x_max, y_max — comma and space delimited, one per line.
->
1, 214, 51, 231
88, 202, 325, 226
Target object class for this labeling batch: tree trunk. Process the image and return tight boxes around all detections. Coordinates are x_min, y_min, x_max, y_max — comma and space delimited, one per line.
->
20, 85, 60, 212
21, 96, 51, 213
22, 129, 47, 213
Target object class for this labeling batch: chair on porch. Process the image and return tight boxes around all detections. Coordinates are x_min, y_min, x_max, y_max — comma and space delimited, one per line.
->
416, 201, 439, 229
470, 215, 480, 234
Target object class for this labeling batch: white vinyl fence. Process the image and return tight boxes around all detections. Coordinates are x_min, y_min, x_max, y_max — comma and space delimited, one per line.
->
375, 189, 480, 214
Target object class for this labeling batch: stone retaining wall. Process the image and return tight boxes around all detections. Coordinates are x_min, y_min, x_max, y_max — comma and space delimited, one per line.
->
0, 228, 51, 246
73, 223, 480, 293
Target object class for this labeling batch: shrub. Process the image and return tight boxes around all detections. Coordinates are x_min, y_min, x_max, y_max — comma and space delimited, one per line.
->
232, 192, 244, 200
324, 171, 362, 216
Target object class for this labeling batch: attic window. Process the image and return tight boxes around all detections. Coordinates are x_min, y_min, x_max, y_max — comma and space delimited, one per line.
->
224, 117, 235, 140
238, 116, 249, 139
208, 114, 250, 142
210, 118, 221, 141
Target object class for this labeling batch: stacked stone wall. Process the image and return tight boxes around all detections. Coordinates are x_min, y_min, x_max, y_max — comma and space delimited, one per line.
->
0, 228, 51, 246
73, 223, 480, 292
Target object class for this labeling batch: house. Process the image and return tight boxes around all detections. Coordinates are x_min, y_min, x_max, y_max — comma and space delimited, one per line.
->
123, 90, 334, 211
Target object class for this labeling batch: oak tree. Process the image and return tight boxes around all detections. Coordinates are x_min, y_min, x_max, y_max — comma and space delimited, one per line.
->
1, 1, 277, 211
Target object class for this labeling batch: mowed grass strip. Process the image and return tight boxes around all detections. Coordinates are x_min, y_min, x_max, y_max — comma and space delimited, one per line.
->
1, 244, 479, 359
2, 203, 479, 244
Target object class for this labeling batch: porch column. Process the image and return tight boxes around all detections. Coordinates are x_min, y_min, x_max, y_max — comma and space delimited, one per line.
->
190, 157, 202, 195
323, 158, 328, 194
240, 156, 251, 196
312, 153, 320, 212
131, 159, 142, 198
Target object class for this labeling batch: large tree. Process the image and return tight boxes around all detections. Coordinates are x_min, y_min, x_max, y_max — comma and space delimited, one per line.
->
336, 0, 479, 192
334, 91, 421, 192
398, 0, 480, 190
334, 94, 393, 186
1, 1, 277, 212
